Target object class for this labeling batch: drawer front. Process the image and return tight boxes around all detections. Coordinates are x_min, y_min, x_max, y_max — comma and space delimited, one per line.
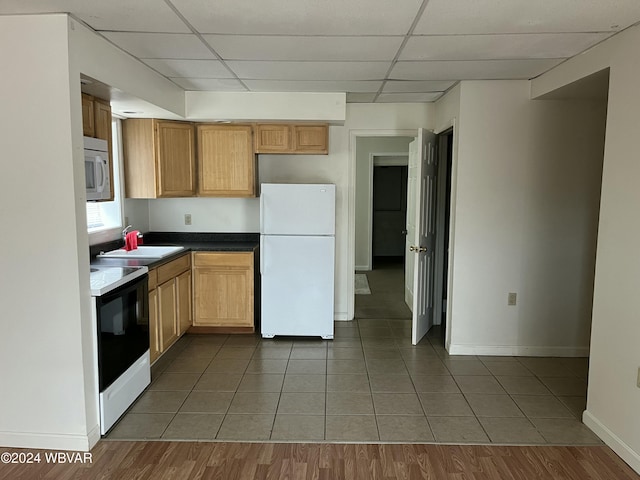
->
193, 251, 253, 268
148, 268, 158, 291
157, 253, 191, 284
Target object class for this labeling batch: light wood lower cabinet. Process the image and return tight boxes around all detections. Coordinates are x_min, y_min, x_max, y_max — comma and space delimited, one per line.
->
158, 280, 178, 352
148, 289, 160, 363
147, 253, 192, 363
176, 270, 192, 335
192, 252, 254, 330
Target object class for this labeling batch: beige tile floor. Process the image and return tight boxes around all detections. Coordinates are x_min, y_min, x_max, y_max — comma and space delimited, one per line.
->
107, 262, 598, 445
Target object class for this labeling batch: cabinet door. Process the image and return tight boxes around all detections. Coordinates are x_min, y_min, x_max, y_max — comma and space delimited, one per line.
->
292, 125, 328, 154
197, 125, 255, 197
255, 124, 291, 153
176, 270, 192, 335
81, 94, 95, 137
155, 121, 196, 197
148, 288, 160, 364
158, 280, 178, 352
193, 252, 254, 328
94, 99, 112, 141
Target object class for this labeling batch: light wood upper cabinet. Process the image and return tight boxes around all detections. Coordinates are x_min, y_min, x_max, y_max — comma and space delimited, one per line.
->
292, 125, 328, 154
192, 252, 254, 329
81, 94, 95, 137
93, 99, 112, 142
123, 119, 196, 198
197, 124, 256, 197
255, 123, 328, 154
254, 124, 291, 153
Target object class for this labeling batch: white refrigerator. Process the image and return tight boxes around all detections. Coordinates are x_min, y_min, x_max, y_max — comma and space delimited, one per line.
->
260, 183, 335, 339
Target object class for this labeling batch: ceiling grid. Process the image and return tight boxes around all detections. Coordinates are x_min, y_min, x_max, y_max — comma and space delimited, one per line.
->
1, 0, 639, 103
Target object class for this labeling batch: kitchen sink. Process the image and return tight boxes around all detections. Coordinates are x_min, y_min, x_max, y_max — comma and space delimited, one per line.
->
97, 245, 185, 259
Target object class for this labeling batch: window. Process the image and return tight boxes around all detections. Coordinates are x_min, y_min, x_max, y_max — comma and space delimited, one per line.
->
86, 119, 123, 236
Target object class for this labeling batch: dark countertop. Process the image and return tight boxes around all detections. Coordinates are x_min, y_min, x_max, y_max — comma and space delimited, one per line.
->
90, 232, 259, 269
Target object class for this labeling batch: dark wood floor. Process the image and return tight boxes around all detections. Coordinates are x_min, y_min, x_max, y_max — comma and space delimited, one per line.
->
0, 442, 637, 480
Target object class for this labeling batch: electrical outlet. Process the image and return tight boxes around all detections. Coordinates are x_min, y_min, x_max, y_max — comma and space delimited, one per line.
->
124, 216, 129, 226
508, 292, 517, 306
184, 214, 192, 226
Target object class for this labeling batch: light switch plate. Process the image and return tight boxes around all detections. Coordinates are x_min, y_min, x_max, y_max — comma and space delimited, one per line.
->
508, 292, 517, 306
184, 214, 192, 226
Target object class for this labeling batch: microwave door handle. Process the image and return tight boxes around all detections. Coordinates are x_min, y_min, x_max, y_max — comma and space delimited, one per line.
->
97, 157, 107, 193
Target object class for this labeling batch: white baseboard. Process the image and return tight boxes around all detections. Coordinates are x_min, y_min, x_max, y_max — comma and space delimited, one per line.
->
0, 429, 98, 452
355, 264, 371, 271
583, 410, 640, 474
334, 312, 350, 321
87, 424, 101, 450
447, 343, 590, 357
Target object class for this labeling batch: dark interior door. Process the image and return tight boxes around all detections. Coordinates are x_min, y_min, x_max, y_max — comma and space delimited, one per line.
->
373, 165, 408, 258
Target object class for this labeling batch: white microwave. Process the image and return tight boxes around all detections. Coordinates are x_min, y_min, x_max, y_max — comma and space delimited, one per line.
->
84, 136, 111, 201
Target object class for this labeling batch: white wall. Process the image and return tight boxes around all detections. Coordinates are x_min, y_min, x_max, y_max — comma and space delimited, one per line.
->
354, 136, 413, 270
124, 199, 151, 232
532, 23, 640, 473
0, 13, 197, 452
149, 198, 259, 232
186, 91, 345, 123
0, 15, 96, 451
444, 81, 605, 358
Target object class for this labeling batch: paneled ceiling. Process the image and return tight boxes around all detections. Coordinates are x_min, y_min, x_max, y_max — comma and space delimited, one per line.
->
2, 0, 640, 103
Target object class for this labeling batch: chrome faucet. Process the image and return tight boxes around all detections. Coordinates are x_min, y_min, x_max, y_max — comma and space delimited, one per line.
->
122, 225, 133, 241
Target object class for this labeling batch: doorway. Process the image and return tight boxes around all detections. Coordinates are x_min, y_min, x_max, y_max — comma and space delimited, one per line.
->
372, 163, 408, 267
432, 129, 454, 344
353, 130, 455, 345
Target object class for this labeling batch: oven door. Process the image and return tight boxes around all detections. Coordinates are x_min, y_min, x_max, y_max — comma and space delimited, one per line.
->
95, 274, 149, 392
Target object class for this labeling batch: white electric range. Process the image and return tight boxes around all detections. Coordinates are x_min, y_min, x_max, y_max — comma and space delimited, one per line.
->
89, 264, 150, 434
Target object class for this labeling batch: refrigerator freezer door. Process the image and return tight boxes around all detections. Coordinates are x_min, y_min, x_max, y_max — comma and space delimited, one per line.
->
261, 234, 334, 338
261, 183, 335, 236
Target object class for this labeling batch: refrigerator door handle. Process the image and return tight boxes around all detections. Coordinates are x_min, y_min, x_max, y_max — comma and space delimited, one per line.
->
260, 191, 264, 234
260, 235, 264, 274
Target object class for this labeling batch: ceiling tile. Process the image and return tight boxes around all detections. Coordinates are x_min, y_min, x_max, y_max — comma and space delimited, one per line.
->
383, 80, 456, 93
171, 0, 422, 35
376, 92, 443, 103
244, 80, 382, 92
226, 61, 390, 81
203, 35, 403, 61
415, 0, 640, 34
169, 78, 247, 91
101, 33, 214, 59
347, 93, 377, 103
400, 33, 610, 61
142, 59, 234, 78
391, 59, 564, 81
0, 0, 190, 32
